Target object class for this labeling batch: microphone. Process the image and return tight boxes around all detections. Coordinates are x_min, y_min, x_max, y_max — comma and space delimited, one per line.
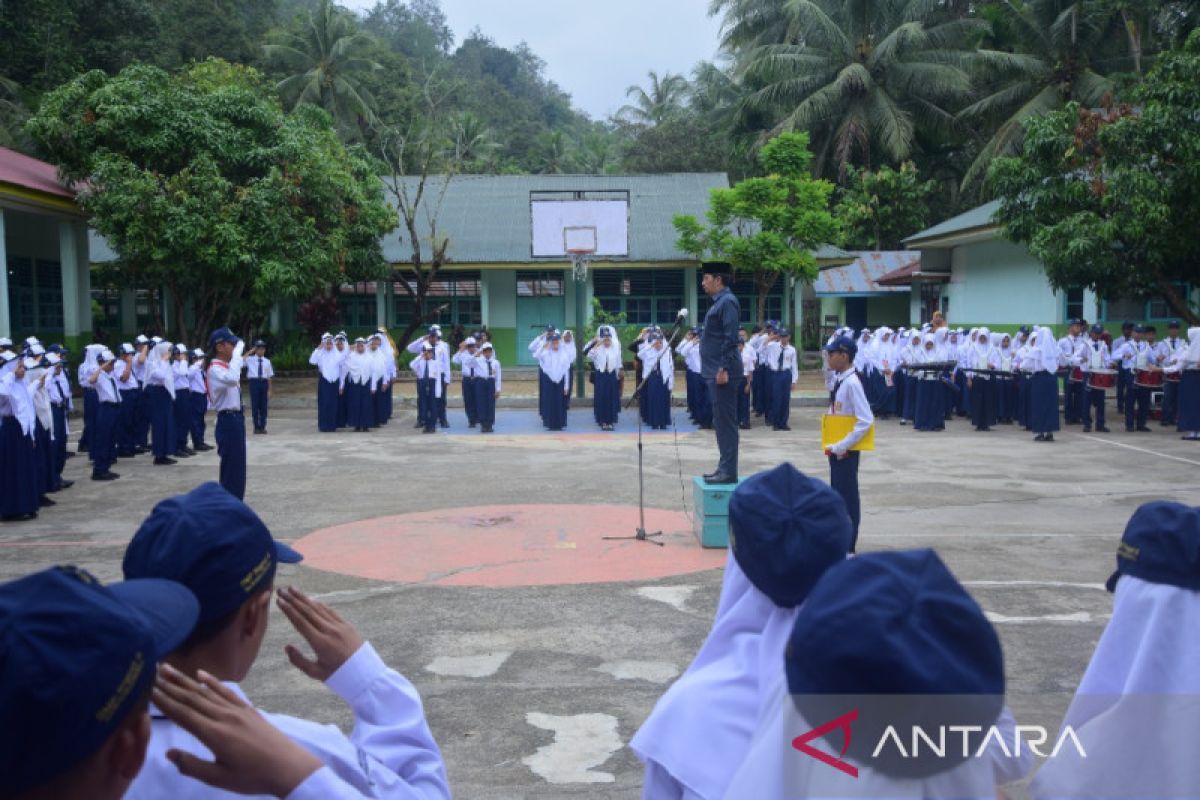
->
677, 308, 688, 320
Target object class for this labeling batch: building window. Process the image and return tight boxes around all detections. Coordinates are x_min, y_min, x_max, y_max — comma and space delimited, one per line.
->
1065, 287, 1085, 321
594, 269, 683, 325
517, 270, 565, 298
695, 272, 783, 326
7, 256, 63, 333
393, 270, 483, 326
1147, 283, 1191, 320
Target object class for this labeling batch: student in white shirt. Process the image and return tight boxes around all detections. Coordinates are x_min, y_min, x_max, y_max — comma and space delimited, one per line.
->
766, 327, 798, 431
345, 338, 375, 433
245, 340, 275, 435
822, 335, 873, 552
144, 341, 178, 465
174, 344, 197, 457
408, 327, 451, 428
206, 328, 247, 500
737, 336, 754, 430
310, 334, 342, 433
585, 326, 622, 431
474, 342, 502, 433
453, 337, 481, 428
88, 349, 122, 481
677, 327, 712, 429
410, 343, 441, 434
188, 348, 213, 452
122, 483, 450, 800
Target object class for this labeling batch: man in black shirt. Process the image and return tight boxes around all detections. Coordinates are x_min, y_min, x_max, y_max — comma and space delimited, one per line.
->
699, 262, 743, 483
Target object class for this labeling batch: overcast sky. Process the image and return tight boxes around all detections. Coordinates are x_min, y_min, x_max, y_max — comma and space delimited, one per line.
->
341, 0, 725, 120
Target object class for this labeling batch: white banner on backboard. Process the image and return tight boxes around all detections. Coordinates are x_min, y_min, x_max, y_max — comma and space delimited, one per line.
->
531, 199, 629, 257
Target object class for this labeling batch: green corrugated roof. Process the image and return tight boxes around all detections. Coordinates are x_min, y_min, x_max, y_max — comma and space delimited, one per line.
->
903, 200, 1001, 247
383, 173, 728, 265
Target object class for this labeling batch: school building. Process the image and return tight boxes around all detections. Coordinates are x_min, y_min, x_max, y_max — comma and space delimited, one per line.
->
0, 147, 93, 352
336, 174, 853, 365
897, 201, 1199, 334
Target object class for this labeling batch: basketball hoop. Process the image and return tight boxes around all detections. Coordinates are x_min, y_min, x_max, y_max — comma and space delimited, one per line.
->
568, 249, 592, 282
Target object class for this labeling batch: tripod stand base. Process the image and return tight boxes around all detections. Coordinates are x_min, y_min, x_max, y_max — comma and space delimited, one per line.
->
604, 528, 665, 546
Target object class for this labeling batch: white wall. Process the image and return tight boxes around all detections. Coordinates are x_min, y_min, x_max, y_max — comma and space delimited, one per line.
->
942, 238, 1061, 326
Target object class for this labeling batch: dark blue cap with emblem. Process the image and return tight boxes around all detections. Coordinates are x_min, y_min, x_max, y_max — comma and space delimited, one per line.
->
785, 549, 1004, 696
1105, 501, 1200, 592
728, 463, 851, 607
825, 335, 857, 360
122, 482, 303, 624
208, 326, 237, 350
0, 565, 198, 795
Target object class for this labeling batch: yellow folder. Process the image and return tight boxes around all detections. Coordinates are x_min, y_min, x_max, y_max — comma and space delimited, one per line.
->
821, 414, 875, 451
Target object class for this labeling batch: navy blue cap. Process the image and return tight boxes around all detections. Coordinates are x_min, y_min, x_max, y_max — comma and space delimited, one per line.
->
1105, 501, 1200, 592
0, 566, 198, 794
728, 464, 851, 607
1018, 325, 1030, 334
1122, 320, 1134, 329
825, 335, 857, 360
786, 549, 1003, 696
1168, 319, 1180, 328
777, 327, 791, 338
47, 343, 66, 355
1134, 324, 1147, 333
123, 483, 303, 624
207, 326, 237, 349
252, 339, 266, 348
1090, 323, 1104, 335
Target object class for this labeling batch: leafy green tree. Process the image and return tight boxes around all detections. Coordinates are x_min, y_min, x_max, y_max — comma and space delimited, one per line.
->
674, 132, 837, 321
718, 0, 1008, 179
531, 130, 575, 174
836, 162, 937, 250
618, 70, 689, 126
990, 31, 1200, 325
27, 59, 396, 342
0, 75, 31, 151
263, 0, 382, 138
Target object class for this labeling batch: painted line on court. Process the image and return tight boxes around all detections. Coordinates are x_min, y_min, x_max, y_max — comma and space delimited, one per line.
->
1076, 434, 1200, 467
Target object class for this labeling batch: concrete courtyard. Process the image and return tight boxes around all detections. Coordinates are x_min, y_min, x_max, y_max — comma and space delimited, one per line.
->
3, 383, 1198, 799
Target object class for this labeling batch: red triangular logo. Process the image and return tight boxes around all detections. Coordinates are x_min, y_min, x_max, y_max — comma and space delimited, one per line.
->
791, 709, 860, 778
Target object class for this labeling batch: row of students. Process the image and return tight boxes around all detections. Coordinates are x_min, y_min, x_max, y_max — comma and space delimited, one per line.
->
0, 481, 451, 800
744, 321, 798, 431
836, 321, 1200, 443
310, 330, 398, 433
413, 337, 501, 433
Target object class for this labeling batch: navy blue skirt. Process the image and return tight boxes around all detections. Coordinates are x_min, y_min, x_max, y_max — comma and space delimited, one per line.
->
593, 370, 620, 425
1177, 370, 1200, 431
914, 379, 945, 431
543, 377, 568, 430
1029, 371, 1061, 433
317, 377, 339, 432
1, 417, 39, 516
903, 371, 918, 420
644, 372, 671, 428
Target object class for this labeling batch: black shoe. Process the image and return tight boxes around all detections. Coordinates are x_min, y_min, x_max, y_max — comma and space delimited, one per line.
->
482, 426, 493, 433
174, 450, 190, 458
413, 422, 424, 429
1, 512, 37, 521
739, 423, 751, 430
706, 473, 738, 484
1082, 425, 1091, 433
439, 420, 450, 428
1137, 426, 1152, 432
39, 496, 56, 506
422, 428, 436, 434
469, 422, 477, 428
118, 451, 136, 458
91, 471, 120, 481
154, 457, 177, 465
1045, 434, 1055, 442
1097, 426, 1110, 432
194, 443, 213, 451
77, 444, 88, 453
65, 451, 76, 459
1034, 434, 1046, 441
59, 480, 74, 489
134, 446, 149, 454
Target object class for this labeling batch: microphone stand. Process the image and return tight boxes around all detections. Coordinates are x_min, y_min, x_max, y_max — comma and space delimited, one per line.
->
605, 311, 690, 546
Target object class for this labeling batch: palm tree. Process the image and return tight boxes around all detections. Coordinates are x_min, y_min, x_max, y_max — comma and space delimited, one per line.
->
531, 131, 575, 174
718, 0, 1016, 179
618, 70, 690, 125
263, 0, 382, 136
449, 112, 500, 172
958, 0, 1132, 194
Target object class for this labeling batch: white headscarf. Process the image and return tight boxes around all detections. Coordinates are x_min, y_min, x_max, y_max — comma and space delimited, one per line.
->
536, 340, 573, 384
151, 341, 176, 398
631, 553, 800, 799
1, 368, 36, 437
24, 361, 53, 436
1185, 326, 1200, 367
1036, 326, 1061, 374
1030, 575, 1200, 797
640, 339, 675, 389
590, 326, 622, 373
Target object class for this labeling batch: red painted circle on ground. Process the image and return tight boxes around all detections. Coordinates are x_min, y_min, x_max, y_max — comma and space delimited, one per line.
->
293, 504, 727, 587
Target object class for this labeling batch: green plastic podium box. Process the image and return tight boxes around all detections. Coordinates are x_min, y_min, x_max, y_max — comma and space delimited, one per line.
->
692, 476, 746, 548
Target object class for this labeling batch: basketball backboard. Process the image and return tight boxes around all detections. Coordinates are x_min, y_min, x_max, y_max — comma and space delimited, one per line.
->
530, 194, 629, 258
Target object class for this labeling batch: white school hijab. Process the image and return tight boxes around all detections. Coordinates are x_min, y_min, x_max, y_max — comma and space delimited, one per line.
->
631, 553, 800, 799
537, 342, 573, 384
1030, 576, 1200, 797
1036, 326, 1060, 374
151, 342, 176, 399
1185, 326, 1200, 367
